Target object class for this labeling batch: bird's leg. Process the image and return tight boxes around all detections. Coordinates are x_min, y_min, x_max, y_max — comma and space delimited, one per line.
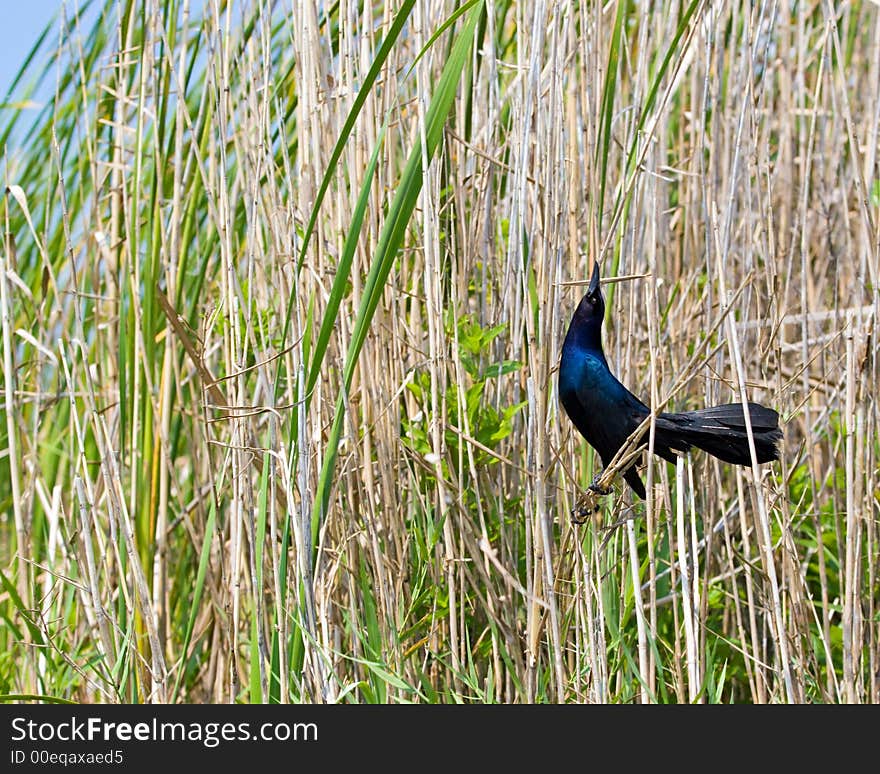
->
570, 474, 613, 525
588, 473, 613, 496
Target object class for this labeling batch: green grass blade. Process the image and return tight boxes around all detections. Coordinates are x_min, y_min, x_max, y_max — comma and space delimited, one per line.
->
596, 0, 626, 234
0, 569, 44, 645
310, 1, 485, 544
305, 122, 387, 401
277, 0, 417, 364
249, 453, 270, 703
625, 0, 701, 177
403, 0, 483, 80
171, 496, 217, 701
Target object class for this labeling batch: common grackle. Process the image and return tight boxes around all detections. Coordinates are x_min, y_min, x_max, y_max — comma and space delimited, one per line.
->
558, 262, 782, 499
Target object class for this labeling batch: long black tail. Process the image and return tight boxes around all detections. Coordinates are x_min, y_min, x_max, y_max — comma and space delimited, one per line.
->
653, 402, 782, 466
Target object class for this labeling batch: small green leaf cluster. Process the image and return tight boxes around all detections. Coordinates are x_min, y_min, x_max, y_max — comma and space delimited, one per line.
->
403, 314, 525, 472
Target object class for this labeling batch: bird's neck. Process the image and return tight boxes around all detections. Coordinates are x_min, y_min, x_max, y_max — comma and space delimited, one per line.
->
564, 315, 605, 358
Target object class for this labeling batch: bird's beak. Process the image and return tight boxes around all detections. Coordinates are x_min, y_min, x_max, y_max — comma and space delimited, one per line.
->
588, 261, 601, 296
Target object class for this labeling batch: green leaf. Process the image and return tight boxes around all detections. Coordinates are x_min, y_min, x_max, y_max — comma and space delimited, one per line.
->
483, 359, 521, 378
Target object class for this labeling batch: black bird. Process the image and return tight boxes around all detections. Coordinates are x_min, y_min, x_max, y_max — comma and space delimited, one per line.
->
559, 262, 782, 499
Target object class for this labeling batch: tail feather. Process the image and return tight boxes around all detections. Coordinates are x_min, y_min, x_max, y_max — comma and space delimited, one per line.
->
654, 402, 782, 466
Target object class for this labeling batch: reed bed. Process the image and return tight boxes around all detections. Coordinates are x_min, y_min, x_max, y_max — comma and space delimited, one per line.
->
0, 0, 877, 703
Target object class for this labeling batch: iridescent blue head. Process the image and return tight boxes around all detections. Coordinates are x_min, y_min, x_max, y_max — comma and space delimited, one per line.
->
567, 261, 605, 351
576, 261, 604, 320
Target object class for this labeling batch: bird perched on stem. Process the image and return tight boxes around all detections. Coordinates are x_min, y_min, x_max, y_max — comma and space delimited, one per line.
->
558, 262, 781, 507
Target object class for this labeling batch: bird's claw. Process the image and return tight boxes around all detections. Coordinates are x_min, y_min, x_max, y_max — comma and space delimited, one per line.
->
588, 476, 613, 497
571, 493, 601, 524
570, 475, 614, 525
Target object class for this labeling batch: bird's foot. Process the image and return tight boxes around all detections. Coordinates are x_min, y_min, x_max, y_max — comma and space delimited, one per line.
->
588, 475, 613, 497
571, 476, 613, 525
571, 494, 601, 524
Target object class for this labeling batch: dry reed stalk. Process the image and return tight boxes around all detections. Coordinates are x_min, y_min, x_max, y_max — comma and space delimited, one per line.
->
1, 0, 877, 704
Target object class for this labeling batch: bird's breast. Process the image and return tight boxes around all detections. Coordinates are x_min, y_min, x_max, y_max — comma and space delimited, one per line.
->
558, 347, 610, 395
558, 346, 640, 422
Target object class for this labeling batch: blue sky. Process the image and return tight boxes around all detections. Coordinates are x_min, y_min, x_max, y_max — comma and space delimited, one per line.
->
1, 1, 63, 99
